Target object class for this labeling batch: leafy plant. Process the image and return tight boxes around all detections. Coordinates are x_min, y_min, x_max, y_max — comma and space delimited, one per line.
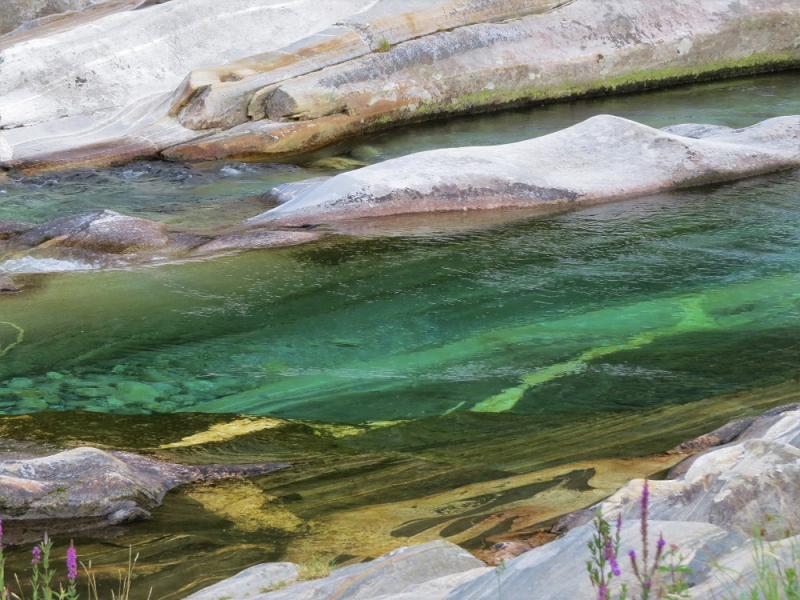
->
0, 522, 148, 600
587, 480, 693, 600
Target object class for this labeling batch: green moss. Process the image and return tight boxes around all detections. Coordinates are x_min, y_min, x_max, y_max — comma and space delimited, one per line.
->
413, 52, 800, 118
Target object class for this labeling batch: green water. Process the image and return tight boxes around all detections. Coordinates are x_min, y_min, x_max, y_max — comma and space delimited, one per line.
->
2, 170, 800, 422
1, 72, 800, 597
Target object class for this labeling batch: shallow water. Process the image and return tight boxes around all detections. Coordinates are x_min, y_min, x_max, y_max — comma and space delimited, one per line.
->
1, 72, 800, 597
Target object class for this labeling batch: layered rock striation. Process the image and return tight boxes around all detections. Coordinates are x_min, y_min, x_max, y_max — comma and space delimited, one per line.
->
1, 0, 799, 172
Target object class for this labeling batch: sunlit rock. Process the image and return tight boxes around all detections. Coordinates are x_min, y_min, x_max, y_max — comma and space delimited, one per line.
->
601, 407, 800, 538
0, 0, 378, 170
164, 0, 800, 163
3, 0, 799, 171
252, 541, 485, 600
246, 115, 800, 227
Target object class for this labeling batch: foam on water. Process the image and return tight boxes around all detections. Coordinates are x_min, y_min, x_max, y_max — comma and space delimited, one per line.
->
0, 256, 98, 273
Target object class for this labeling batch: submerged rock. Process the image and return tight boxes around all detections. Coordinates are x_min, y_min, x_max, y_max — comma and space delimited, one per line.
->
0, 444, 289, 522
191, 230, 320, 256
246, 115, 800, 227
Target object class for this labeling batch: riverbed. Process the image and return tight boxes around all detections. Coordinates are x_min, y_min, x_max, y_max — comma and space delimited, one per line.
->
1, 72, 799, 598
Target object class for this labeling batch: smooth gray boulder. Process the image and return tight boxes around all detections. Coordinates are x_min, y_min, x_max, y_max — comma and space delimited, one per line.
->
257, 541, 484, 600
0, 445, 289, 522
185, 563, 300, 600
246, 115, 800, 227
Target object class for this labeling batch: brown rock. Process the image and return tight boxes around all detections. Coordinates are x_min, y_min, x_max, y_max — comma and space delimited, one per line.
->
12, 209, 170, 254
0, 274, 19, 293
191, 230, 319, 255
0, 220, 34, 240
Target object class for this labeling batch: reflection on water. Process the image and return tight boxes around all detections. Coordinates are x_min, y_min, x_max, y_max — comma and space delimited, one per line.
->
0, 72, 799, 597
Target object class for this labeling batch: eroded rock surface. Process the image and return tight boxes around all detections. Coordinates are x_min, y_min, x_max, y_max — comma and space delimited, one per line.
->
0, 0, 378, 170
164, 0, 800, 163
0, 0, 107, 35
600, 406, 800, 538
2, 0, 799, 171
0, 445, 289, 522
246, 115, 800, 227
247, 541, 485, 600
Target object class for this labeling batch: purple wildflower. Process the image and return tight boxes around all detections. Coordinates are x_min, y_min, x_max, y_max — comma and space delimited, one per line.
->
629, 549, 637, 562
67, 540, 77, 581
597, 584, 608, 600
31, 546, 41, 565
0, 518, 3, 542
616, 514, 622, 536
604, 539, 621, 577
641, 479, 649, 514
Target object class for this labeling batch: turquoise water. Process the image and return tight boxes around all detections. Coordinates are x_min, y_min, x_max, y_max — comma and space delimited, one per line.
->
1, 73, 800, 424
0, 72, 800, 599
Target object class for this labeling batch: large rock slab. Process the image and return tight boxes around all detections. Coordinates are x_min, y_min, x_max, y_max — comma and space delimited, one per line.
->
245, 115, 800, 227
601, 408, 800, 539
0, 445, 289, 522
164, 0, 800, 163
170, 0, 568, 130
256, 541, 484, 600
3, 0, 800, 172
0, 0, 378, 170
184, 563, 301, 600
